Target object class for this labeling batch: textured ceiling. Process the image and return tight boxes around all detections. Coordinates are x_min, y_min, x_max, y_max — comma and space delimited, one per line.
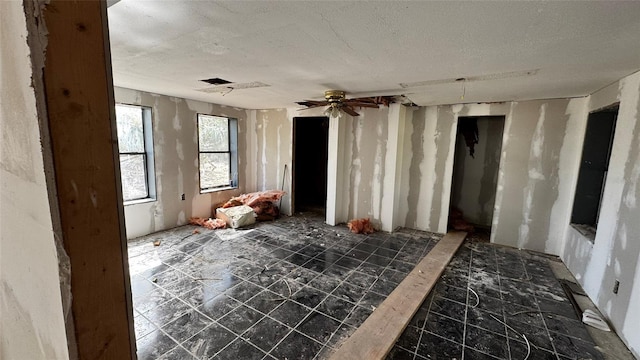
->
108, 1, 640, 108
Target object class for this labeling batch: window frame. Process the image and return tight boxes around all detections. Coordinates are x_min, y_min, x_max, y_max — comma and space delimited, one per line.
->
115, 103, 156, 205
197, 113, 238, 193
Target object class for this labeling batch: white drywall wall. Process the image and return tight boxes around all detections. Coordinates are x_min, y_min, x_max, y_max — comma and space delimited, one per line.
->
115, 87, 250, 239
0, 1, 69, 358
561, 71, 640, 358
253, 106, 404, 231
252, 109, 294, 216
397, 99, 586, 256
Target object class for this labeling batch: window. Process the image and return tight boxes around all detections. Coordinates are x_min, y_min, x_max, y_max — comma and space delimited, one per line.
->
197, 114, 238, 192
115, 104, 155, 203
571, 105, 618, 237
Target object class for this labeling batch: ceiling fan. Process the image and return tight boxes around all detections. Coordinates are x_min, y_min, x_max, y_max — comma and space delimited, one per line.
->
296, 90, 394, 117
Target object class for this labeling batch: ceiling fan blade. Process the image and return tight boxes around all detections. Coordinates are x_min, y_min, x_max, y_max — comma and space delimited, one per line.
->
345, 102, 380, 108
342, 105, 360, 117
296, 100, 329, 107
348, 97, 377, 104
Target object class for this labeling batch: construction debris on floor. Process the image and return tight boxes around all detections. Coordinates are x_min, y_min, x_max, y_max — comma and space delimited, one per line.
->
189, 217, 226, 230
216, 205, 256, 229
130, 214, 615, 360
128, 214, 439, 359
190, 190, 286, 231
388, 241, 606, 360
449, 207, 475, 233
347, 218, 375, 234
222, 190, 285, 221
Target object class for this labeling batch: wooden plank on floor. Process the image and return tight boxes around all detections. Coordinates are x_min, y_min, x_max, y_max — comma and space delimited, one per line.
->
329, 231, 467, 360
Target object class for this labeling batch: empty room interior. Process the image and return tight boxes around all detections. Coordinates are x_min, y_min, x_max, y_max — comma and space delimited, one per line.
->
3, 1, 640, 359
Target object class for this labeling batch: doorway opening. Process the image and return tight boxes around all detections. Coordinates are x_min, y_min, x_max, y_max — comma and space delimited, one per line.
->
570, 104, 619, 239
293, 116, 330, 214
449, 116, 505, 241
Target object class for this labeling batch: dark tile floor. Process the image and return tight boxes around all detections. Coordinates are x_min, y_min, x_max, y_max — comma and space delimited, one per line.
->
130, 215, 607, 360
128, 214, 440, 359
388, 240, 605, 360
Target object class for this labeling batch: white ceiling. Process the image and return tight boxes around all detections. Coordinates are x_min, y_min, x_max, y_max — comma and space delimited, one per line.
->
107, 1, 640, 109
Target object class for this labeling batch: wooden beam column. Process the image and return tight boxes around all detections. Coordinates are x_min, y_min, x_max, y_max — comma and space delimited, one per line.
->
42, 0, 135, 358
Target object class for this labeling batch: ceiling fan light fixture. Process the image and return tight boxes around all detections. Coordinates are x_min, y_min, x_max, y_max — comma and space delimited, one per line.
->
324, 104, 341, 118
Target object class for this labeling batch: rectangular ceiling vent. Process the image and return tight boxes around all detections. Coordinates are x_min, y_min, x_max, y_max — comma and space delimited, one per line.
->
400, 69, 539, 88
200, 78, 232, 85
197, 81, 270, 93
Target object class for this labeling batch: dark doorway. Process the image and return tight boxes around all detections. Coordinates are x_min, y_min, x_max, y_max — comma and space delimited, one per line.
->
571, 105, 619, 234
449, 116, 505, 236
293, 117, 330, 213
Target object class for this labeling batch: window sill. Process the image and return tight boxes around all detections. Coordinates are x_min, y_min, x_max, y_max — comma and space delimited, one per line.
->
570, 223, 596, 242
200, 186, 238, 194
124, 198, 156, 206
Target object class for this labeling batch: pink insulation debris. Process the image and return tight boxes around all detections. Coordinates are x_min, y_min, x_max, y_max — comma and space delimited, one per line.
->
347, 218, 376, 234
189, 217, 227, 230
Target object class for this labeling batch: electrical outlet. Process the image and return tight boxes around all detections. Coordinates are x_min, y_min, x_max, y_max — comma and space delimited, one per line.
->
181, 194, 185, 201
613, 280, 620, 294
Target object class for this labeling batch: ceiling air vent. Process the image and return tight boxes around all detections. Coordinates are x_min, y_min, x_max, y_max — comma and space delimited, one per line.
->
200, 78, 232, 85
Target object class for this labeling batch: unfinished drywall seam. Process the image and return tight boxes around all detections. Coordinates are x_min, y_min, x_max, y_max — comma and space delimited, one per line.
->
247, 109, 258, 191
431, 106, 457, 233
371, 115, 384, 222
404, 108, 425, 228
518, 104, 547, 249
548, 98, 588, 256
421, 107, 439, 230
393, 106, 412, 230
476, 118, 504, 226
347, 116, 361, 219
22, 0, 77, 358
381, 104, 403, 231
490, 103, 515, 243
260, 116, 268, 191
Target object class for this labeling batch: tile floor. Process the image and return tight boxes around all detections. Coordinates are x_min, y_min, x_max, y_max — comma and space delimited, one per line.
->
130, 214, 608, 360
128, 214, 440, 359
389, 240, 605, 360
